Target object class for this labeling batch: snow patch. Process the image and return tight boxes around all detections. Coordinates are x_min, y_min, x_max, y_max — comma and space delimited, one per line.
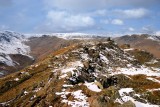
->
33, 88, 42, 92
147, 77, 160, 83
0, 54, 15, 66
63, 84, 73, 88
62, 90, 89, 107
119, 88, 159, 107
81, 53, 89, 60
147, 88, 160, 92
124, 48, 134, 51
56, 90, 89, 107
59, 74, 68, 79
119, 88, 134, 95
100, 54, 109, 64
14, 78, 19, 81
114, 66, 160, 76
84, 82, 101, 92
24, 91, 28, 95
59, 61, 83, 79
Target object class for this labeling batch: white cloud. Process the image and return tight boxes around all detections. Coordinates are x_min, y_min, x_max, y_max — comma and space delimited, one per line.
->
155, 31, 160, 36
37, 10, 95, 32
115, 8, 149, 19
142, 26, 154, 34
47, 10, 95, 27
142, 27, 149, 31
128, 27, 135, 31
111, 19, 124, 25
67, 15, 94, 27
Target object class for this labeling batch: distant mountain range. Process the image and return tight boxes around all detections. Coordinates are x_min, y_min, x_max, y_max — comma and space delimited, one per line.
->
0, 31, 160, 78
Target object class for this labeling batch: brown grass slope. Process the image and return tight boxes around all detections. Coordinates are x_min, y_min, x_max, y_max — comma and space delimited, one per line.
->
0, 43, 79, 106
25, 35, 79, 62
114, 34, 160, 58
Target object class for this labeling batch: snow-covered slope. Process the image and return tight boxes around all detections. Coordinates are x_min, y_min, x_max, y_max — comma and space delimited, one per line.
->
0, 31, 33, 77
147, 35, 160, 41
0, 31, 30, 55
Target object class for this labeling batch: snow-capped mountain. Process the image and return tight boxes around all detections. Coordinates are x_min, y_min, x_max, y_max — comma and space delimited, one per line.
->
0, 31, 30, 55
26, 33, 106, 40
148, 35, 160, 41
0, 31, 34, 77
0, 31, 31, 66
54, 33, 106, 39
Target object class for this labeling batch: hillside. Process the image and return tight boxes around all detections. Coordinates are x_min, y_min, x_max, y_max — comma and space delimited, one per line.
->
114, 34, 160, 58
0, 40, 159, 107
0, 31, 79, 77
25, 35, 79, 62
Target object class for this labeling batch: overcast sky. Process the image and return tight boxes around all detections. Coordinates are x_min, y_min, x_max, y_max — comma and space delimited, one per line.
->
0, 0, 160, 35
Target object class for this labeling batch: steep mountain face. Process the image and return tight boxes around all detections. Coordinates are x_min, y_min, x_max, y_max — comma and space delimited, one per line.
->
114, 34, 160, 58
25, 35, 79, 62
0, 31, 30, 54
0, 40, 159, 107
0, 31, 34, 77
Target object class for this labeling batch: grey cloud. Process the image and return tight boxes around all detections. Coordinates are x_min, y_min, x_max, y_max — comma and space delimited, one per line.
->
44, 0, 160, 12
106, 0, 160, 7
114, 8, 149, 19
44, 0, 107, 12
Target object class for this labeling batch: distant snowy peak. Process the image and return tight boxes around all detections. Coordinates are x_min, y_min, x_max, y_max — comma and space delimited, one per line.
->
57, 33, 106, 39
0, 31, 30, 55
117, 34, 160, 42
0, 31, 31, 66
0, 31, 25, 42
26, 33, 106, 40
147, 35, 160, 41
